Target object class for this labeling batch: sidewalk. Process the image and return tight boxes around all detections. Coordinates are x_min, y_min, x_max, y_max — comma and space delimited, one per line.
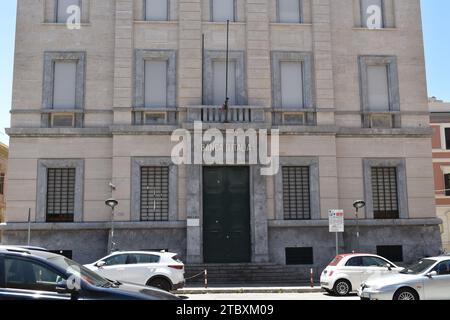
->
177, 284, 323, 294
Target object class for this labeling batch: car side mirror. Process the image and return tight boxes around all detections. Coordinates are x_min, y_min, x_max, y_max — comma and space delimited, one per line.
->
426, 271, 438, 278
384, 263, 392, 271
95, 261, 106, 268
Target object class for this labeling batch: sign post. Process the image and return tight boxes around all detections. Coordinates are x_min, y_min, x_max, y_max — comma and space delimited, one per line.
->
329, 209, 345, 256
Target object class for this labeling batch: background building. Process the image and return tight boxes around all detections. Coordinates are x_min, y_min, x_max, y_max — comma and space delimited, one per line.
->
0, 142, 8, 243
1, 0, 442, 282
430, 97, 450, 253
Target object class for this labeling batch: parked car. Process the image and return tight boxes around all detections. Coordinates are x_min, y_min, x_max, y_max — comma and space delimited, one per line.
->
0, 246, 180, 300
358, 256, 450, 300
320, 253, 402, 296
85, 251, 185, 292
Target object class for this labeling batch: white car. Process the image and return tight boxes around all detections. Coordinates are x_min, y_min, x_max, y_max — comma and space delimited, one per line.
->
358, 256, 450, 300
320, 253, 402, 296
85, 251, 185, 292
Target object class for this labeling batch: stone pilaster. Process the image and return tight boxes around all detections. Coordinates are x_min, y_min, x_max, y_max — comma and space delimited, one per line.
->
312, 0, 335, 125
113, 0, 134, 124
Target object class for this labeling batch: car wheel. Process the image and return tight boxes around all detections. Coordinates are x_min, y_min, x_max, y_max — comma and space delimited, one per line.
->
393, 288, 419, 301
147, 277, 172, 292
333, 279, 351, 296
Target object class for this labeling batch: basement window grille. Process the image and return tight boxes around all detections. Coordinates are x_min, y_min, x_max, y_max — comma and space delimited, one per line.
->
376, 245, 403, 263
371, 167, 399, 219
140, 166, 169, 221
282, 166, 311, 220
285, 247, 314, 265
46, 168, 76, 222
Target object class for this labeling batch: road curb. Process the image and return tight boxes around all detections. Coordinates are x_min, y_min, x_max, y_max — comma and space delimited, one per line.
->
177, 287, 324, 295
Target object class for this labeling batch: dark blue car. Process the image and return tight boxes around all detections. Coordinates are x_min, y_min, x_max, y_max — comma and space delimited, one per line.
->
0, 246, 181, 300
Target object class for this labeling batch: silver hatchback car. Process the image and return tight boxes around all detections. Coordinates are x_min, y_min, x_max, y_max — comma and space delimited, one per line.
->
358, 256, 450, 300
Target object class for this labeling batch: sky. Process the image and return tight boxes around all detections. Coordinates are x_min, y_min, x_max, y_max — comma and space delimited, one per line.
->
0, 0, 449, 146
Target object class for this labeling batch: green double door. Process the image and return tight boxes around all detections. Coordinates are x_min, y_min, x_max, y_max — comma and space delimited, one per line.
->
203, 166, 251, 263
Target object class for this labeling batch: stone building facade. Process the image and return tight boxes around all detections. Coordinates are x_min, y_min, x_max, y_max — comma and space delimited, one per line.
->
2, 0, 442, 273
0, 142, 8, 242
430, 98, 450, 253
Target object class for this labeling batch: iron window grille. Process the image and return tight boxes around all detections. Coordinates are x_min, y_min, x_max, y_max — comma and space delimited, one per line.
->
46, 168, 76, 222
285, 247, 314, 265
140, 166, 169, 221
376, 245, 403, 262
282, 166, 311, 220
445, 174, 450, 197
371, 167, 399, 219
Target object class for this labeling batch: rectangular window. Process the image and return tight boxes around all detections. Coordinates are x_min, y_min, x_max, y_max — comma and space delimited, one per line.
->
145, 0, 168, 21
145, 60, 167, 108
367, 65, 390, 111
283, 167, 311, 220
0, 173, 4, 195
281, 61, 303, 109
46, 168, 76, 223
140, 166, 169, 221
376, 245, 403, 262
445, 174, 450, 197
286, 247, 314, 265
53, 61, 77, 109
445, 128, 450, 150
212, 0, 234, 22
371, 167, 399, 219
361, 0, 383, 28
57, 0, 81, 23
212, 60, 236, 106
279, 0, 301, 23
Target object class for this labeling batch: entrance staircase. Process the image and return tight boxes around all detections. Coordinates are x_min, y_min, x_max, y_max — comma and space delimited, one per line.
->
185, 263, 317, 286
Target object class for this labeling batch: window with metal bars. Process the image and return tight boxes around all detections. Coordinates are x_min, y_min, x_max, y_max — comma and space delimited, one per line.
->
371, 167, 399, 219
46, 168, 75, 222
140, 166, 169, 221
444, 174, 450, 197
282, 166, 311, 220
0, 173, 4, 195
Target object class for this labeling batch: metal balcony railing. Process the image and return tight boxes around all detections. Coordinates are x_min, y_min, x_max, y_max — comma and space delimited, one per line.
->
183, 106, 267, 123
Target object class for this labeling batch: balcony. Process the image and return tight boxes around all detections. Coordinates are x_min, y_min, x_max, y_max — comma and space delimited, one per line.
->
183, 106, 267, 124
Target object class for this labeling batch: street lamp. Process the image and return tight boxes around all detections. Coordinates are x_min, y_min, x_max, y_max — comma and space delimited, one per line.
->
353, 200, 366, 252
105, 198, 118, 253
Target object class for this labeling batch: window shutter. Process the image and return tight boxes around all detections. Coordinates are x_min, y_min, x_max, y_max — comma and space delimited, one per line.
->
57, 0, 80, 23
281, 61, 303, 109
361, 0, 383, 28
212, 0, 234, 22
145, 60, 167, 108
212, 60, 236, 106
367, 65, 390, 111
53, 61, 77, 109
279, 0, 301, 23
145, 0, 168, 21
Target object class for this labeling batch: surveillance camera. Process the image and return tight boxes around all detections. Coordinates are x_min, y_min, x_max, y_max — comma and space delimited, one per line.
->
109, 182, 117, 190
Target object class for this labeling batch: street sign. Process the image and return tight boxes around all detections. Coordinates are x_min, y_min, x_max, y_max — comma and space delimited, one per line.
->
329, 209, 344, 233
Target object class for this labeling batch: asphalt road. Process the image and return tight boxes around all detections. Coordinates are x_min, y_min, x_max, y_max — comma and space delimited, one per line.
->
182, 292, 360, 300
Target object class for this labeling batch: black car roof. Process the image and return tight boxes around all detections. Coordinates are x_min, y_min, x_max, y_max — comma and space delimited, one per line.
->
0, 246, 62, 260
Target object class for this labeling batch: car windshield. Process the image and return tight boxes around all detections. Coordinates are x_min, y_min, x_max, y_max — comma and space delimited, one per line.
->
399, 259, 437, 275
48, 256, 112, 287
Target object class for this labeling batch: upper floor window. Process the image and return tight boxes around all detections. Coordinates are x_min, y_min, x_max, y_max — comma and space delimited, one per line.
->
0, 173, 4, 195
211, 0, 235, 22
145, 0, 168, 21
366, 65, 389, 112
145, 60, 168, 108
278, 0, 302, 23
281, 61, 303, 108
212, 60, 236, 106
444, 128, 450, 150
56, 0, 81, 23
53, 61, 77, 109
360, 0, 384, 28
444, 174, 450, 197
